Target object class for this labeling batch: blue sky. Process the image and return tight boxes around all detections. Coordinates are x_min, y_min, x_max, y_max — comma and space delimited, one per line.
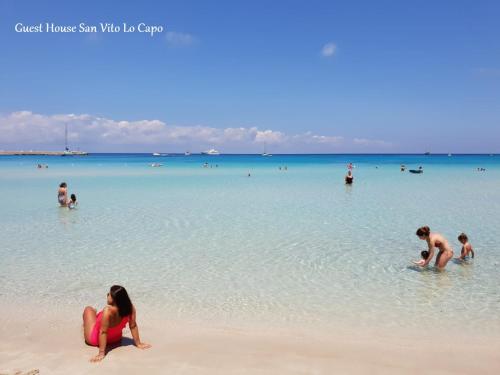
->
1, 0, 499, 153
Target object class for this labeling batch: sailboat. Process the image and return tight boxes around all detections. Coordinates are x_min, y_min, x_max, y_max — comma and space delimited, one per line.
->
61, 123, 88, 156
261, 143, 272, 157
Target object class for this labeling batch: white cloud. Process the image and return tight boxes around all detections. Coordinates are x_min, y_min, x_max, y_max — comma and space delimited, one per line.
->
0, 111, 349, 152
321, 42, 337, 57
165, 31, 196, 46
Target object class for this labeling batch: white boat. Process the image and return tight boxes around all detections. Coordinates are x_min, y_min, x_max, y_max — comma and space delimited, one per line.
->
151, 163, 163, 167
62, 150, 88, 156
61, 123, 88, 156
201, 148, 220, 155
184, 151, 191, 156
448, 153, 452, 157
261, 143, 272, 157
153, 153, 161, 156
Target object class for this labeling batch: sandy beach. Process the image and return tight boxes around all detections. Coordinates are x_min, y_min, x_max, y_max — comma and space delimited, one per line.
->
1, 314, 499, 375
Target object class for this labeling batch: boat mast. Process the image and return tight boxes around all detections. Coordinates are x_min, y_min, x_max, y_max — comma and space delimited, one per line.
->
65, 123, 69, 151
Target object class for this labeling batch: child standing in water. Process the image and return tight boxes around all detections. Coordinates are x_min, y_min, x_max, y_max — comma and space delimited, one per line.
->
413, 250, 429, 266
457, 233, 475, 260
68, 194, 78, 209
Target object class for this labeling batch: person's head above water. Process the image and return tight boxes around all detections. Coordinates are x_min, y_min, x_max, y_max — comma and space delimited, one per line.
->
107, 285, 132, 317
421, 250, 430, 259
458, 233, 468, 244
70, 194, 76, 202
416, 226, 430, 239
59, 182, 67, 188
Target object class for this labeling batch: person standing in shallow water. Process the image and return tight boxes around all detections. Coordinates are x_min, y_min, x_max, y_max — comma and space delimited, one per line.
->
345, 170, 354, 184
415, 226, 454, 270
83, 285, 151, 362
58, 182, 68, 206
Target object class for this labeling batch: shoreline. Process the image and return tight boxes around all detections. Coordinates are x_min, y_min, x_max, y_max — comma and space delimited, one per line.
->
1, 315, 499, 374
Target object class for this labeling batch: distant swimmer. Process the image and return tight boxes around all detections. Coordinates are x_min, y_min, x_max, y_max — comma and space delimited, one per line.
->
347, 162, 353, 170
413, 250, 430, 266
345, 170, 354, 184
58, 182, 68, 206
83, 285, 151, 362
400, 164, 406, 172
247, 172, 251, 177
457, 233, 475, 260
415, 226, 454, 270
68, 194, 78, 209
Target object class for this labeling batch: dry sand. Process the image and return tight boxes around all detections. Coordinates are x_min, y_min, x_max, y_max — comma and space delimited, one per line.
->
1, 316, 499, 375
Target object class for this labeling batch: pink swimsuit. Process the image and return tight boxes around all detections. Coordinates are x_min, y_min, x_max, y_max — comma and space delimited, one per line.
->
89, 310, 129, 346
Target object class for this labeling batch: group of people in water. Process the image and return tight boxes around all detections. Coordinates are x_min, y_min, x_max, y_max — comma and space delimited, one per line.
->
59, 162, 476, 363
413, 226, 475, 270
57, 182, 77, 209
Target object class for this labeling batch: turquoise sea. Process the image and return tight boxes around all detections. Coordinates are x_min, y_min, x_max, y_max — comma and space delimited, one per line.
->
1, 154, 499, 335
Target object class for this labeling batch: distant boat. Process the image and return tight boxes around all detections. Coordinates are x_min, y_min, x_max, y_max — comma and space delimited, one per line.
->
261, 143, 272, 157
448, 153, 452, 157
151, 163, 163, 167
61, 123, 88, 156
424, 151, 431, 155
202, 149, 220, 155
153, 153, 161, 156
184, 151, 191, 156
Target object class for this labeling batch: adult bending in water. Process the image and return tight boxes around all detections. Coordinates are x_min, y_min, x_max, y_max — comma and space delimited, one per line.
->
415, 226, 454, 270
83, 285, 151, 362
58, 182, 68, 206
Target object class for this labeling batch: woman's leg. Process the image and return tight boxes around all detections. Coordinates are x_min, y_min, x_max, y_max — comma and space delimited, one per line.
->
437, 250, 453, 269
435, 251, 443, 268
83, 306, 97, 344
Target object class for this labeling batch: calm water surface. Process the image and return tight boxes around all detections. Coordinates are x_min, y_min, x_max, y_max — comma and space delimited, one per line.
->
1, 154, 499, 335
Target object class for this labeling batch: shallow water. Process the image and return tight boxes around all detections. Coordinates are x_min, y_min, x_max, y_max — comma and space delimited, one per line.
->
1, 154, 499, 335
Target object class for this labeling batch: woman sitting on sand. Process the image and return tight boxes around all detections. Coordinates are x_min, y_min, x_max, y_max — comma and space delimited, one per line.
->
58, 182, 68, 206
83, 285, 151, 362
415, 226, 454, 270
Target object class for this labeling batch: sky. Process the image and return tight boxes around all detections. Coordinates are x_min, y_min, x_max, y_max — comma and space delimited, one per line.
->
0, 0, 499, 153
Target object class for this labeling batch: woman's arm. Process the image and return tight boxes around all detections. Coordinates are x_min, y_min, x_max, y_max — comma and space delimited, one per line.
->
129, 305, 151, 350
90, 308, 110, 362
421, 245, 434, 267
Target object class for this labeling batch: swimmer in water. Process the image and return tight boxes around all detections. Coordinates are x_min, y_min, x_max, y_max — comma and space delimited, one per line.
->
415, 226, 454, 270
345, 170, 354, 184
68, 194, 77, 209
413, 250, 430, 266
457, 233, 475, 260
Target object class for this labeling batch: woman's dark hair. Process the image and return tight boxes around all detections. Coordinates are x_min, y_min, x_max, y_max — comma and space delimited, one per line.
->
59, 182, 67, 188
421, 250, 429, 259
416, 226, 430, 237
109, 285, 132, 317
458, 233, 468, 242
70, 194, 76, 201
